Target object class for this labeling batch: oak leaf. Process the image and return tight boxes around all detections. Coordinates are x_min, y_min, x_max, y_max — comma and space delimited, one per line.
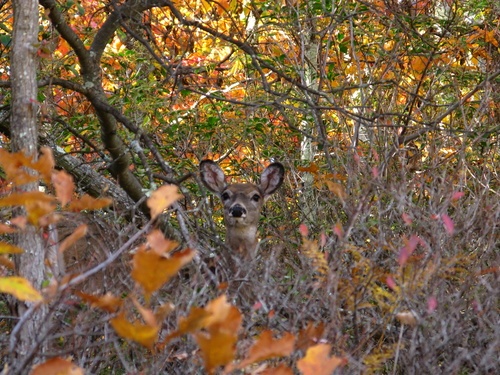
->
131, 246, 195, 297
238, 330, 295, 368
147, 185, 183, 219
297, 344, 346, 375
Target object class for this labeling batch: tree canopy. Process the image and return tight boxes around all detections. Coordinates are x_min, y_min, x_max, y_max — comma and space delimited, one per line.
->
0, 0, 498, 373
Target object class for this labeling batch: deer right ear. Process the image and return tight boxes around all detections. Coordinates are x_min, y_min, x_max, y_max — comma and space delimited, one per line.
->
200, 160, 227, 193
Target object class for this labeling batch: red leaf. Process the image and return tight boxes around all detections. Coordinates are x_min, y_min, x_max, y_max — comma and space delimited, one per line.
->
441, 214, 454, 235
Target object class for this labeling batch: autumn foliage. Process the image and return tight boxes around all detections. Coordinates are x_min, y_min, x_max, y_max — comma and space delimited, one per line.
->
0, 0, 499, 373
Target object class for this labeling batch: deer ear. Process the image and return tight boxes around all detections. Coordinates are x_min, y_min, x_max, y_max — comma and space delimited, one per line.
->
200, 160, 227, 193
260, 162, 284, 196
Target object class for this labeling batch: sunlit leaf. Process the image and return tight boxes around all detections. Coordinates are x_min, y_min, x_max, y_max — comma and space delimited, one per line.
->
0, 276, 43, 302
147, 185, 183, 220
297, 344, 346, 375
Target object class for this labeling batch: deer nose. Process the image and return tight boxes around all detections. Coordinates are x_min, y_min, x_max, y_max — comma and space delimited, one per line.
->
229, 204, 246, 218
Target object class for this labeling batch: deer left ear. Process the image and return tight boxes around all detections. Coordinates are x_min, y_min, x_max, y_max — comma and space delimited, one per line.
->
260, 162, 284, 196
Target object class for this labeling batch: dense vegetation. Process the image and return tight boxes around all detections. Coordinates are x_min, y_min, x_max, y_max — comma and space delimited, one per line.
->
0, 0, 498, 373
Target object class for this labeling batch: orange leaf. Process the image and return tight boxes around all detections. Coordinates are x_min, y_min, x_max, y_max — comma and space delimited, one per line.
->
0, 223, 17, 234
131, 246, 195, 297
58, 224, 87, 254
110, 312, 159, 349
31, 357, 84, 375
77, 291, 122, 313
52, 170, 75, 206
0, 241, 24, 254
146, 229, 178, 255
34, 146, 55, 184
0, 276, 43, 302
68, 194, 112, 212
196, 329, 238, 374
260, 364, 294, 375
297, 344, 346, 375
238, 330, 295, 368
147, 185, 183, 219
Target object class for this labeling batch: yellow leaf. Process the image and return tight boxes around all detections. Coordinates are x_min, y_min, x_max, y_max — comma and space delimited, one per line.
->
147, 185, 183, 220
0, 276, 43, 302
0, 242, 24, 254
110, 312, 159, 349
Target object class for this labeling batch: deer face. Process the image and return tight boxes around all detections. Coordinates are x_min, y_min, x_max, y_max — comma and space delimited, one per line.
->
200, 160, 285, 254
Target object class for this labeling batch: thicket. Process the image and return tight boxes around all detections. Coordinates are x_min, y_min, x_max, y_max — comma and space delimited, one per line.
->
0, 0, 499, 374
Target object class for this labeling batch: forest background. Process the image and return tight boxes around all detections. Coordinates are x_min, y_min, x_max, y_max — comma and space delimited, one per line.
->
0, 0, 498, 374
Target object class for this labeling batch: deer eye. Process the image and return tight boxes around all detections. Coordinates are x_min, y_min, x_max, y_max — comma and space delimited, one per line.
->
221, 192, 230, 201
251, 194, 261, 202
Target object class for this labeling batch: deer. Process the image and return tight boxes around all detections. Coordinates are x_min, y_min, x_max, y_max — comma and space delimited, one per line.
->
200, 160, 285, 257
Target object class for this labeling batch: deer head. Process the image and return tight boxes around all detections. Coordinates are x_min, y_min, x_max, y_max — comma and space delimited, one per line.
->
200, 160, 285, 256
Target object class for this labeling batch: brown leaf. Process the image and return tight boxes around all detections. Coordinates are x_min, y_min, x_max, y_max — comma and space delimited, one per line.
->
110, 312, 160, 349
76, 291, 122, 313
147, 185, 182, 219
296, 322, 325, 351
68, 194, 112, 212
325, 181, 346, 201
131, 246, 195, 297
260, 364, 294, 375
58, 224, 87, 254
31, 357, 84, 375
52, 170, 75, 206
238, 330, 295, 368
297, 344, 346, 375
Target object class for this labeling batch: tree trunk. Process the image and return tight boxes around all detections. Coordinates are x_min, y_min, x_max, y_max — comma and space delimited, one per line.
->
10, 0, 48, 365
